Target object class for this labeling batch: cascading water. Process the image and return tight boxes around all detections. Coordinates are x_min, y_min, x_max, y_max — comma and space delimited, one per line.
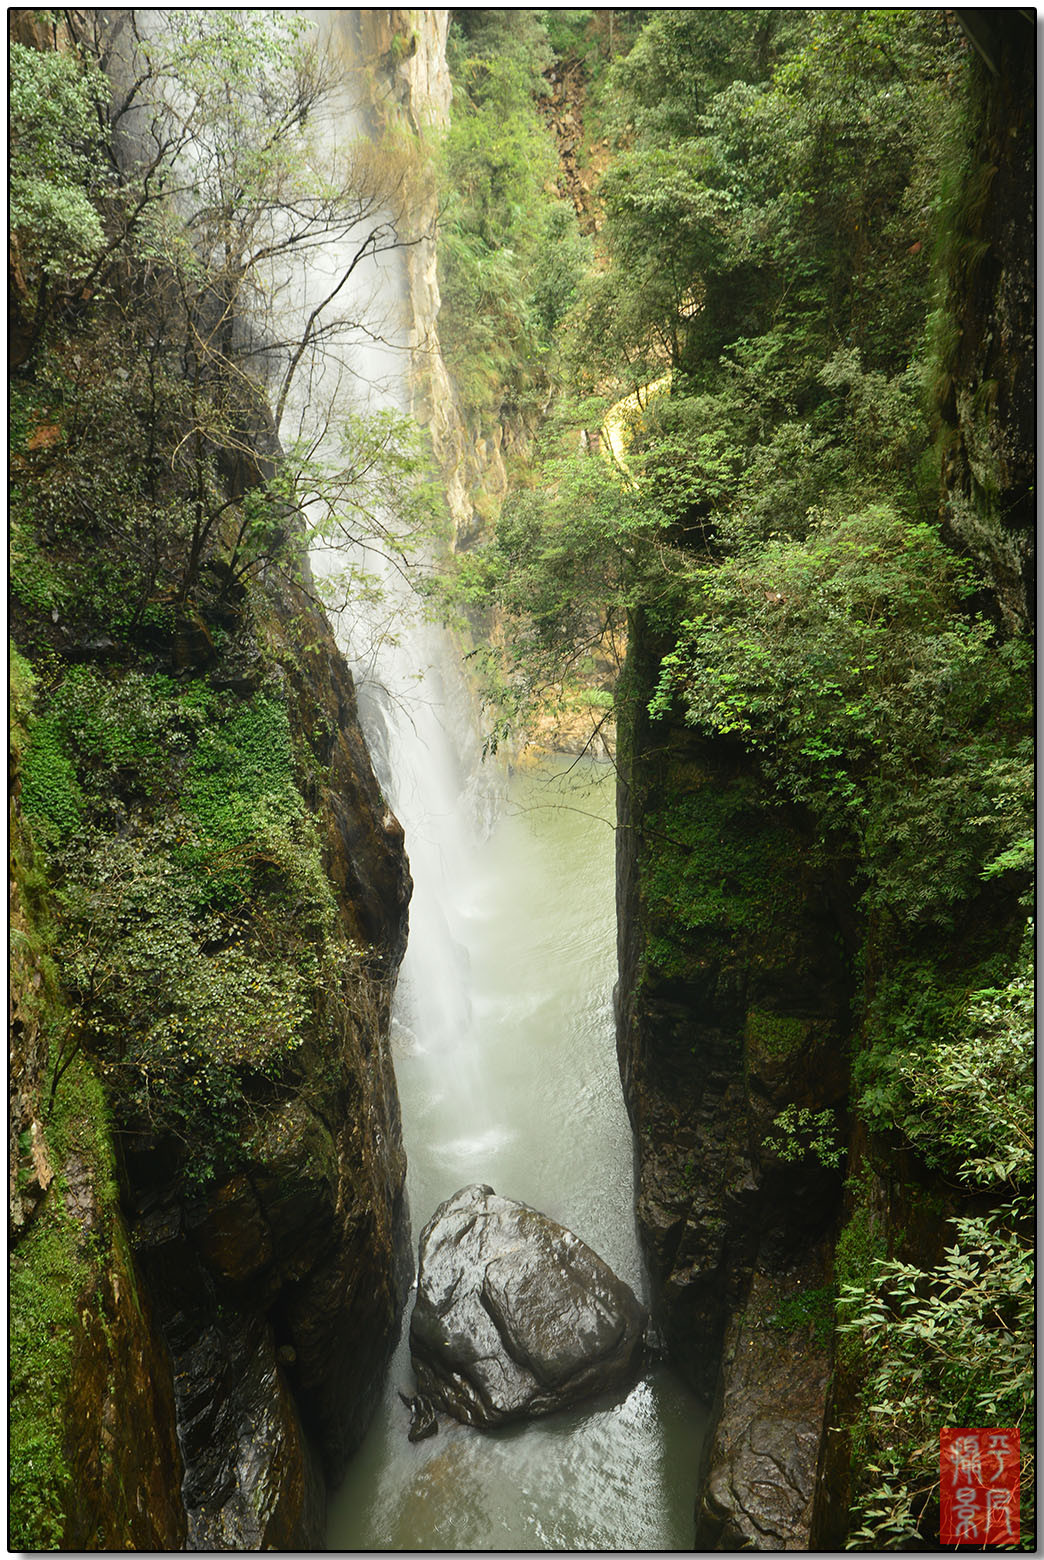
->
275, 15, 706, 1548
329, 757, 708, 1551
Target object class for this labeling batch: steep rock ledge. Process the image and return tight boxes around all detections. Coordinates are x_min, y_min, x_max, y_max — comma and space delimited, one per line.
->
120, 570, 414, 1547
615, 612, 851, 1540
349, 8, 529, 548
10, 564, 413, 1547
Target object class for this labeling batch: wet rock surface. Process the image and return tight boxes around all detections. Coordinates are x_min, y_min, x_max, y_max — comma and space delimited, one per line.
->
410, 1185, 647, 1428
399, 1389, 439, 1442
614, 637, 850, 1401
696, 1256, 834, 1551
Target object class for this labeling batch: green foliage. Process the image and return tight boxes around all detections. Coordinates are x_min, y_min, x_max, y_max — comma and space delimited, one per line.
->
855, 959, 969, 1138
650, 504, 1032, 925
606, 10, 801, 143
572, 7, 961, 467
839, 932, 1034, 1547
840, 1204, 1034, 1549
183, 692, 295, 848
60, 821, 324, 1187
863, 932, 1034, 1189
835, 1185, 888, 1297
434, 434, 663, 736
833, 1182, 889, 1384
19, 712, 85, 843
9, 40, 110, 286
439, 11, 582, 422
543, 10, 595, 64
16, 657, 342, 1192
9, 1054, 118, 1551
10, 343, 201, 632
585, 140, 732, 379
528, 203, 593, 345
19, 666, 195, 843
9, 333, 437, 655
301, 408, 449, 605
10, 507, 74, 620
56, 669, 184, 790
441, 15, 1033, 1552
629, 391, 744, 536
765, 1105, 844, 1170
11, 11, 433, 632
769, 1285, 835, 1346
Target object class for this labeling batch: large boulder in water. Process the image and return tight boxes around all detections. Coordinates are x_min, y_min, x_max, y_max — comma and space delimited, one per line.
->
409, 1184, 648, 1428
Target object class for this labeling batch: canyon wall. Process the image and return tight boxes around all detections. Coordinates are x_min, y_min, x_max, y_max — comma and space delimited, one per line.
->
9, 9, 421, 1546
10, 557, 414, 1548
614, 616, 849, 1549
614, 18, 1035, 1548
350, 7, 528, 545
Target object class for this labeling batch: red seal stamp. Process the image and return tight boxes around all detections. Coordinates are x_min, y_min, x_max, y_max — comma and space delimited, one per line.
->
940, 1428, 1020, 1545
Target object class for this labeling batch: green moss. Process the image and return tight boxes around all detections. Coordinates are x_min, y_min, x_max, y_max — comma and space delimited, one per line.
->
835, 1191, 885, 1294
10, 640, 38, 763
746, 1006, 810, 1057
47, 1051, 119, 1203
834, 1179, 887, 1373
769, 1285, 835, 1346
641, 776, 805, 979
9, 1218, 81, 1549
19, 709, 84, 840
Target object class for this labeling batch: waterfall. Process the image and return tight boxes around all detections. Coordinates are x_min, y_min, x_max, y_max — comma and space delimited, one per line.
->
270, 17, 706, 1548
269, 12, 506, 1189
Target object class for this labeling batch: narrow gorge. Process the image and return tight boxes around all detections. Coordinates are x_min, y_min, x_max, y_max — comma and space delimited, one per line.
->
9, 8, 1034, 1553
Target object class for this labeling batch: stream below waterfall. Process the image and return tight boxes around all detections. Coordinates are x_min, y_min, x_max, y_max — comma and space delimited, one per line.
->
327, 718, 706, 1549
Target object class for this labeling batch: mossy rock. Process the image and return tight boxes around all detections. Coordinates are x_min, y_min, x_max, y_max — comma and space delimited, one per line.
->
745, 1007, 811, 1060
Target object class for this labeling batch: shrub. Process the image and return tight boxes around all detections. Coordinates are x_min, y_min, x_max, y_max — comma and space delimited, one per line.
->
649, 505, 1033, 925
840, 1205, 1034, 1549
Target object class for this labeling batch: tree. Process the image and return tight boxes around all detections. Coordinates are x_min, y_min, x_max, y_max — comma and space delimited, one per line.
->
11, 10, 434, 625
9, 35, 112, 363
437, 11, 568, 422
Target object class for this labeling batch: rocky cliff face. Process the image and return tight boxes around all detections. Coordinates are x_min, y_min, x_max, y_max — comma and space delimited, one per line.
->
348, 7, 526, 547
9, 10, 429, 1544
937, 11, 1035, 635
615, 23, 1034, 1548
9, 564, 413, 1548
808, 33, 1036, 1546
124, 572, 413, 1548
615, 614, 850, 1547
